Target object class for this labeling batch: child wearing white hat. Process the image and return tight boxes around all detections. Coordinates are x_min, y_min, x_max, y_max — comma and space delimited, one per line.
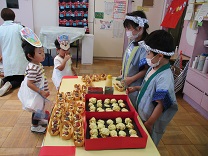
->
52, 34, 77, 90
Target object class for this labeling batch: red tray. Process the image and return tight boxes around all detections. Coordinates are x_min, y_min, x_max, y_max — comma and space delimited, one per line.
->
85, 94, 136, 116
84, 112, 148, 150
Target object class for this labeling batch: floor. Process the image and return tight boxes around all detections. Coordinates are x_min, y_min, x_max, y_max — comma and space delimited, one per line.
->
0, 59, 207, 156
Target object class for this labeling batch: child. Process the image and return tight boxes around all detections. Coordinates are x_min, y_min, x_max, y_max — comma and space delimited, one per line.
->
18, 27, 50, 133
52, 34, 77, 90
118, 11, 149, 106
127, 30, 178, 145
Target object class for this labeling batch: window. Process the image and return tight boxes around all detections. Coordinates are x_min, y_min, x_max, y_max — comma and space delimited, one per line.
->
6, 0, 19, 9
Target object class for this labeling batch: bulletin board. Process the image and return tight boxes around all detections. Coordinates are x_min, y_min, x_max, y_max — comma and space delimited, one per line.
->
58, 0, 89, 33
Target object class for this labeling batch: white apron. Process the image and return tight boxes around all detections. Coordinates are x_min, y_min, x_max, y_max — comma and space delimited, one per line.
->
18, 76, 44, 112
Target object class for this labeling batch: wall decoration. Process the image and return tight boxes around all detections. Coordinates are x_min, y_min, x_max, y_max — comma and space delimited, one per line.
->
113, 0, 126, 19
95, 12, 104, 19
58, 0, 89, 33
6, 0, 19, 9
100, 20, 113, 29
142, 0, 154, 7
161, 0, 188, 28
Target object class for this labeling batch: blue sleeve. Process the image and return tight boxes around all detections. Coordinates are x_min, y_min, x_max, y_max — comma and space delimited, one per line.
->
152, 74, 174, 110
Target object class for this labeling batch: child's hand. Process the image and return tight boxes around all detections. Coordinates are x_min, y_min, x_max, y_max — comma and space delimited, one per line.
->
73, 72, 77, 76
126, 87, 136, 94
40, 90, 50, 98
144, 121, 152, 134
120, 69, 122, 75
71, 67, 77, 76
64, 53, 71, 62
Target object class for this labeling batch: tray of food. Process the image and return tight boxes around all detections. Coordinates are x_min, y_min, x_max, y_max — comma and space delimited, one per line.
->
84, 112, 148, 150
85, 94, 135, 115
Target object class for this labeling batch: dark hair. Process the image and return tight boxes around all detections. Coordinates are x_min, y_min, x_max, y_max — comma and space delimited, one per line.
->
54, 39, 61, 49
123, 11, 149, 44
21, 40, 35, 61
1, 8, 15, 21
144, 30, 175, 59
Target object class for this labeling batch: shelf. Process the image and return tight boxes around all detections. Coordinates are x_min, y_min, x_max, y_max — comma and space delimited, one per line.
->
189, 67, 208, 79
190, 2, 208, 5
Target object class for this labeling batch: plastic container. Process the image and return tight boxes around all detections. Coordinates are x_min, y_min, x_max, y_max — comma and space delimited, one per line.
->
105, 75, 112, 87
202, 57, 208, 74
197, 54, 206, 71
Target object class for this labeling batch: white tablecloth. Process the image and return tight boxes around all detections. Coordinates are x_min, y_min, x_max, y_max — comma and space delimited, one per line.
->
39, 26, 85, 49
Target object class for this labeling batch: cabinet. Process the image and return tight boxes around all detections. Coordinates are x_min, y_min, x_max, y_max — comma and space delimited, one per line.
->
181, 18, 208, 119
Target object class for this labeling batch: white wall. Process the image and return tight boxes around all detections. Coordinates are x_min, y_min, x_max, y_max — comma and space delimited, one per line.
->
0, 0, 34, 30
131, 0, 165, 33
0, 0, 165, 37
32, 0, 59, 35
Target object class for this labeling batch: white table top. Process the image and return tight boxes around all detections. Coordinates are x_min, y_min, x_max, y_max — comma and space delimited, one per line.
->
39, 26, 85, 49
42, 76, 160, 156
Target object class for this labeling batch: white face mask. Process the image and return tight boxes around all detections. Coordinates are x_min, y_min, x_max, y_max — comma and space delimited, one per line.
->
126, 30, 140, 39
146, 55, 160, 68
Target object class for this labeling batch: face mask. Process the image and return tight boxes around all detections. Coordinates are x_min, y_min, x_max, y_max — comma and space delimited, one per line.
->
146, 55, 160, 68
126, 30, 140, 39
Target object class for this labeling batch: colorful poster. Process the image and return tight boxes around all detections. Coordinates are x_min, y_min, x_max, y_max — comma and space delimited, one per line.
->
113, 0, 126, 19
161, 0, 188, 28
95, 12, 104, 19
100, 20, 113, 29
58, 0, 89, 33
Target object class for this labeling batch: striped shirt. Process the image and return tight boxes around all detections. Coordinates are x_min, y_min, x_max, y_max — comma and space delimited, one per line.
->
26, 62, 49, 91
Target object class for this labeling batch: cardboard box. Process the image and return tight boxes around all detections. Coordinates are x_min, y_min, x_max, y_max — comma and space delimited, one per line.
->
84, 112, 148, 150
85, 94, 136, 116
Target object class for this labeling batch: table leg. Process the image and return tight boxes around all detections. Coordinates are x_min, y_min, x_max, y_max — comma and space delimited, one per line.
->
76, 40, 79, 68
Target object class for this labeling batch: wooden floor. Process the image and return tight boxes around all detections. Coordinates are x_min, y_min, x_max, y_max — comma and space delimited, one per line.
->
0, 59, 207, 156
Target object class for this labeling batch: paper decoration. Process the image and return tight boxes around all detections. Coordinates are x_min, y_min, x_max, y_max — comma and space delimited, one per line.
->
113, 0, 127, 19
95, 12, 104, 19
20, 27, 42, 47
161, 0, 188, 28
59, 0, 89, 33
194, 3, 208, 22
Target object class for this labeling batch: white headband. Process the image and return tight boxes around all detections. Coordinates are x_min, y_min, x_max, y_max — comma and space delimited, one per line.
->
139, 41, 175, 56
125, 16, 148, 27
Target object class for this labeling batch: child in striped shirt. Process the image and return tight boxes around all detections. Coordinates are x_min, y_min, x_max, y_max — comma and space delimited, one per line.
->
18, 27, 50, 133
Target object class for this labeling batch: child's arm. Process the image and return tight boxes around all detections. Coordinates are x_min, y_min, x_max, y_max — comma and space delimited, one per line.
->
144, 100, 163, 134
125, 65, 148, 86
71, 67, 77, 76
126, 86, 141, 94
56, 54, 70, 71
27, 80, 50, 98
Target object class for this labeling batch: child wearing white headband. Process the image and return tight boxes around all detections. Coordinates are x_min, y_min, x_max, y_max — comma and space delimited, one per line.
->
118, 11, 149, 106
127, 30, 178, 146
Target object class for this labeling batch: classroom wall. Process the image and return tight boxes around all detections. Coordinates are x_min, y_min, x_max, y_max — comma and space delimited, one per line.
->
0, 0, 166, 36
131, 0, 165, 33
32, 0, 59, 35
32, 0, 165, 35
0, 0, 34, 30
